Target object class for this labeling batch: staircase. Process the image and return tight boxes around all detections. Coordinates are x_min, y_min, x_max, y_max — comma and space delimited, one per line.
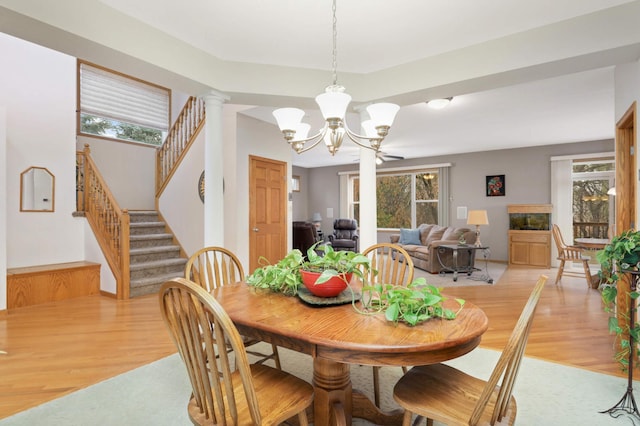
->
128, 211, 187, 297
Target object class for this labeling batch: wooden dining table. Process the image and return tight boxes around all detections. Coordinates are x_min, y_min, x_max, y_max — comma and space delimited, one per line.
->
211, 283, 489, 426
575, 237, 610, 250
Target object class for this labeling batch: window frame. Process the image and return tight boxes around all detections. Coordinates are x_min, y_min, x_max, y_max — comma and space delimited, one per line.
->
349, 168, 442, 230
76, 60, 171, 147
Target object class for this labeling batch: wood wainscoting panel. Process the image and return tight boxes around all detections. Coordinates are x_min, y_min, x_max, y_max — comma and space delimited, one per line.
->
7, 261, 100, 309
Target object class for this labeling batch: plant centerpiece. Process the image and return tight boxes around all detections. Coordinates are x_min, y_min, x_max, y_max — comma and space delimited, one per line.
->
299, 244, 370, 297
246, 244, 464, 327
246, 244, 371, 298
596, 229, 640, 421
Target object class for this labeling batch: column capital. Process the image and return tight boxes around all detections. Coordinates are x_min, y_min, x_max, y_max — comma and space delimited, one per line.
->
202, 89, 230, 105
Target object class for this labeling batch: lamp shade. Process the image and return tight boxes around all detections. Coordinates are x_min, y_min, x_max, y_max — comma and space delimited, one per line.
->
315, 90, 351, 120
293, 123, 311, 141
273, 108, 304, 131
366, 103, 400, 127
361, 120, 377, 138
467, 210, 489, 226
311, 212, 322, 222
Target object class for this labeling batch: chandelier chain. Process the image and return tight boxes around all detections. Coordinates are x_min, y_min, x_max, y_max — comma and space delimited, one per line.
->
332, 0, 338, 86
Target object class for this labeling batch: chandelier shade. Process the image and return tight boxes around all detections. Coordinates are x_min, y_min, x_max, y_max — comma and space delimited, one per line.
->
272, 0, 399, 156
366, 103, 400, 128
273, 108, 305, 132
316, 86, 352, 121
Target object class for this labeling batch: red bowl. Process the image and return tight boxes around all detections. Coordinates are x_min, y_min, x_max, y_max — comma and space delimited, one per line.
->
301, 270, 351, 297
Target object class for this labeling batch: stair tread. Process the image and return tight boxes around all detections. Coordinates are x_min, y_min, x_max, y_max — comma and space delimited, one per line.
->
130, 233, 173, 240
130, 221, 165, 227
130, 258, 187, 270
130, 245, 180, 255
130, 271, 184, 287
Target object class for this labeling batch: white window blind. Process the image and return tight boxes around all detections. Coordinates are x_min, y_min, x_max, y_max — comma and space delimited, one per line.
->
80, 63, 169, 131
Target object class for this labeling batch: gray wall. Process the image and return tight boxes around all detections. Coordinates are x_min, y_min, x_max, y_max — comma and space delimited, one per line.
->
301, 139, 613, 262
292, 166, 310, 222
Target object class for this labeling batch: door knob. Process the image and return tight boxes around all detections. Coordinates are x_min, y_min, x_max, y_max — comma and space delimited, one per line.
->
253, 228, 259, 232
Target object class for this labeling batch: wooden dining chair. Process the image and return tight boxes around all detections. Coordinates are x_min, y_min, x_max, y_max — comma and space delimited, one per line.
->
551, 224, 594, 288
361, 243, 415, 408
185, 246, 281, 369
159, 278, 314, 425
393, 275, 547, 426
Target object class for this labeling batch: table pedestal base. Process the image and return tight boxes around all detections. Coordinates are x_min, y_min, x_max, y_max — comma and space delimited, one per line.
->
312, 358, 404, 426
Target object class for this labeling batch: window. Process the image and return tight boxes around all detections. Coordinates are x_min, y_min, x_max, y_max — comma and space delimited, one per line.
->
77, 61, 170, 146
572, 159, 614, 238
350, 170, 440, 228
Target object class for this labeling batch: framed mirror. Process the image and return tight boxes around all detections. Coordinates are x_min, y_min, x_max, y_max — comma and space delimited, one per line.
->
20, 166, 55, 212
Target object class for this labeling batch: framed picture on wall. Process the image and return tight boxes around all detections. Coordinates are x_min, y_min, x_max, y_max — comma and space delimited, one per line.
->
486, 175, 505, 197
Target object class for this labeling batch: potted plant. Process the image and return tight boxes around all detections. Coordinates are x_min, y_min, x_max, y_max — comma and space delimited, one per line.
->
596, 229, 640, 418
596, 229, 640, 370
246, 244, 371, 297
299, 244, 371, 297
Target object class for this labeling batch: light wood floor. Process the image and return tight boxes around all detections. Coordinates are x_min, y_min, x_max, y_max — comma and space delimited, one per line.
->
0, 266, 621, 419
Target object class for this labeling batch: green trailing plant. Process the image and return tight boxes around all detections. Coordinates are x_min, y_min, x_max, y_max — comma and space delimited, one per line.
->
596, 229, 640, 371
359, 277, 465, 326
245, 249, 305, 296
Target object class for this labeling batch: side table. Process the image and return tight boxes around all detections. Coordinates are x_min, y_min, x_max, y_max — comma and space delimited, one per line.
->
436, 244, 493, 283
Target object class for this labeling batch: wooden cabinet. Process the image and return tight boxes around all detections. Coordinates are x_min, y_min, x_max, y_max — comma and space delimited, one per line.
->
7, 261, 100, 309
509, 230, 551, 267
508, 204, 552, 268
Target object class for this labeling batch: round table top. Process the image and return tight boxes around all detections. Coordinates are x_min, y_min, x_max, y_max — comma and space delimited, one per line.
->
212, 283, 489, 366
575, 237, 610, 249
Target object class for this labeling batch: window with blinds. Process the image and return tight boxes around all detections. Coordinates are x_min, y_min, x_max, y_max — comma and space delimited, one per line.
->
78, 61, 170, 146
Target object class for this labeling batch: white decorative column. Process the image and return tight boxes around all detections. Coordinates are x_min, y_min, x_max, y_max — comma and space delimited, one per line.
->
202, 90, 230, 247
357, 108, 377, 251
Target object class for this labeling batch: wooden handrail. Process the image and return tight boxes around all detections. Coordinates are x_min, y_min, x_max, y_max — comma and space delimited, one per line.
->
77, 144, 130, 299
156, 96, 206, 196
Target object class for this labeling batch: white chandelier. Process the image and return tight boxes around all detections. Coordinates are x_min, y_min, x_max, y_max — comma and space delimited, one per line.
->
272, 0, 400, 155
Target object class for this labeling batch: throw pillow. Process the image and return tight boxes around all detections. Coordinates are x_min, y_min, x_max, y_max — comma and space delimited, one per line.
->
418, 224, 435, 245
425, 225, 447, 245
399, 228, 422, 245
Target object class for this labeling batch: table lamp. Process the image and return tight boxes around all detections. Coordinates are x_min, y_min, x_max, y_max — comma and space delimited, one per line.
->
467, 210, 489, 247
311, 212, 322, 230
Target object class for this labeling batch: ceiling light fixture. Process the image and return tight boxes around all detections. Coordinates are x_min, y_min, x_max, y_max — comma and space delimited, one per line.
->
427, 97, 453, 110
272, 0, 400, 156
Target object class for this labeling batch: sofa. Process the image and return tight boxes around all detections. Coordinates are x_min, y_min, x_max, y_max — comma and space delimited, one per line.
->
390, 224, 476, 273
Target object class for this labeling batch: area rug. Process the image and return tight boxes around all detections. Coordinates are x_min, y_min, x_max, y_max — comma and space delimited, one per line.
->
1, 343, 637, 426
413, 261, 507, 287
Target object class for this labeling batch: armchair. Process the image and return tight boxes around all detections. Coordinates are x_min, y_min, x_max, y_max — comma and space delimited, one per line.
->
292, 221, 321, 256
327, 218, 359, 252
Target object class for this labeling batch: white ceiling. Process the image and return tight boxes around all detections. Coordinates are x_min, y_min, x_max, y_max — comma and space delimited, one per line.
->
36, 0, 640, 166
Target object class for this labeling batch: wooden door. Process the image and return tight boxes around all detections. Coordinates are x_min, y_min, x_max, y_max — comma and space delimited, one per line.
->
248, 156, 287, 272
616, 102, 636, 234
614, 102, 636, 352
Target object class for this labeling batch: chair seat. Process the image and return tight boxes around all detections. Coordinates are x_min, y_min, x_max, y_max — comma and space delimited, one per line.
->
393, 363, 517, 426
188, 364, 313, 425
